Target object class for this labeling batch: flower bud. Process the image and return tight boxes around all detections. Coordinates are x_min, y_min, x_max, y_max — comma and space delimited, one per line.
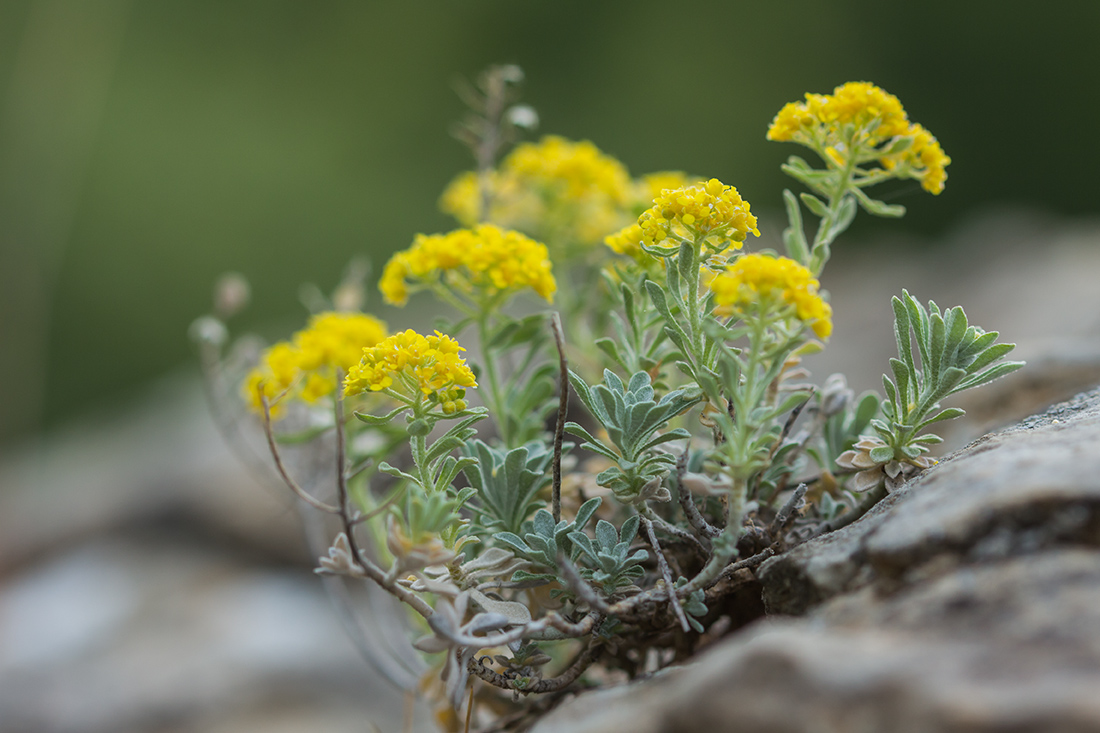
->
214, 272, 250, 318
189, 316, 228, 348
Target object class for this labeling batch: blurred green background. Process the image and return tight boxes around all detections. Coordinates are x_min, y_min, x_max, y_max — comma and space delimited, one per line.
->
1, 0, 1098, 446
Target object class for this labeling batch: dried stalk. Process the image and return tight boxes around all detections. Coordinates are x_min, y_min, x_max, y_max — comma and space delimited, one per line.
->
469, 637, 603, 694
642, 517, 690, 632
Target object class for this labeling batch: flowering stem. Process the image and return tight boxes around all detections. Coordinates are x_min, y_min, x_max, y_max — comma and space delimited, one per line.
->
808, 137, 859, 274
408, 397, 434, 491
476, 312, 511, 446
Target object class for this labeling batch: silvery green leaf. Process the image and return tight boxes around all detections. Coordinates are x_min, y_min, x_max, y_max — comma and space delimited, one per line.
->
573, 497, 602, 530
378, 461, 420, 485
465, 611, 513, 636
595, 520, 618, 549
620, 514, 640, 544
568, 531, 597, 561
955, 361, 1024, 392
467, 591, 532, 626
966, 342, 1016, 374
827, 194, 858, 240
799, 192, 829, 217
354, 405, 406, 426
782, 189, 810, 263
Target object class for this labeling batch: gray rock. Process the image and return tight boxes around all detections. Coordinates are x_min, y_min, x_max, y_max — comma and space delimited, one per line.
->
760, 386, 1100, 615
0, 536, 418, 733
533, 389, 1100, 733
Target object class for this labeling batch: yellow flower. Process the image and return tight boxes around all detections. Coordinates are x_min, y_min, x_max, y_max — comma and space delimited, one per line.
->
879, 123, 952, 194
767, 82, 950, 193
768, 82, 908, 146
638, 178, 759, 249
709, 254, 832, 338
604, 223, 645, 262
439, 135, 633, 249
380, 224, 556, 307
344, 329, 477, 401
244, 311, 389, 413
244, 341, 300, 414
505, 135, 631, 205
766, 101, 817, 142
295, 311, 390, 373
438, 171, 482, 227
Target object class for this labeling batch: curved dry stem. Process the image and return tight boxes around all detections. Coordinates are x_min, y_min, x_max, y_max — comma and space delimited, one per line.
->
260, 394, 340, 514
642, 516, 690, 632
469, 637, 603, 694
641, 503, 708, 558
673, 450, 720, 541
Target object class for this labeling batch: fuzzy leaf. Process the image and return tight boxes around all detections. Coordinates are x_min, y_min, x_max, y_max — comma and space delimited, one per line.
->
573, 497, 602, 530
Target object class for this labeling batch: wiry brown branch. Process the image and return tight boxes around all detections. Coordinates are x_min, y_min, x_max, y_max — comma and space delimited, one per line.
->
333, 379, 363, 558
769, 482, 808, 539
469, 637, 603, 694
642, 517, 690, 633
260, 393, 340, 514
673, 450, 720, 540
710, 546, 777, 587
330, 379, 435, 619
642, 503, 708, 558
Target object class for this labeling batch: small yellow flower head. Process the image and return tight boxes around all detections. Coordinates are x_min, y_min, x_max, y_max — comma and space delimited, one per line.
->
438, 171, 482, 227
380, 224, 556, 307
604, 222, 646, 262
768, 82, 908, 145
344, 329, 477, 402
767, 82, 950, 194
295, 312, 390, 373
637, 178, 759, 250
244, 341, 300, 415
505, 135, 631, 205
880, 123, 952, 194
438, 136, 633, 249
709, 254, 832, 338
244, 311, 388, 413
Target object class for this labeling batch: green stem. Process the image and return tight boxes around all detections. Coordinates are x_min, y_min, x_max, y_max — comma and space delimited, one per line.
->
409, 431, 433, 492
808, 137, 859, 274
477, 312, 511, 446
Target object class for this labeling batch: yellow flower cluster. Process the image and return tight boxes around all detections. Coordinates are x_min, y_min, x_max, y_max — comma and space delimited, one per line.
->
767, 81, 908, 146
767, 81, 950, 194
343, 329, 477, 408
504, 135, 631, 206
604, 223, 646, 262
379, 224, 556, 307
245, 311, 389, 413
439, 135, 633, 247
638, 178, 759, 249
708, 254, 832, 338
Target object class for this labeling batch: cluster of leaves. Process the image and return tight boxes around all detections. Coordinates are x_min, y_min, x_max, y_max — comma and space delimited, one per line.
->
568, 516, 648, 596
566, 370, 698, 504
876, 291, 1024, 462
